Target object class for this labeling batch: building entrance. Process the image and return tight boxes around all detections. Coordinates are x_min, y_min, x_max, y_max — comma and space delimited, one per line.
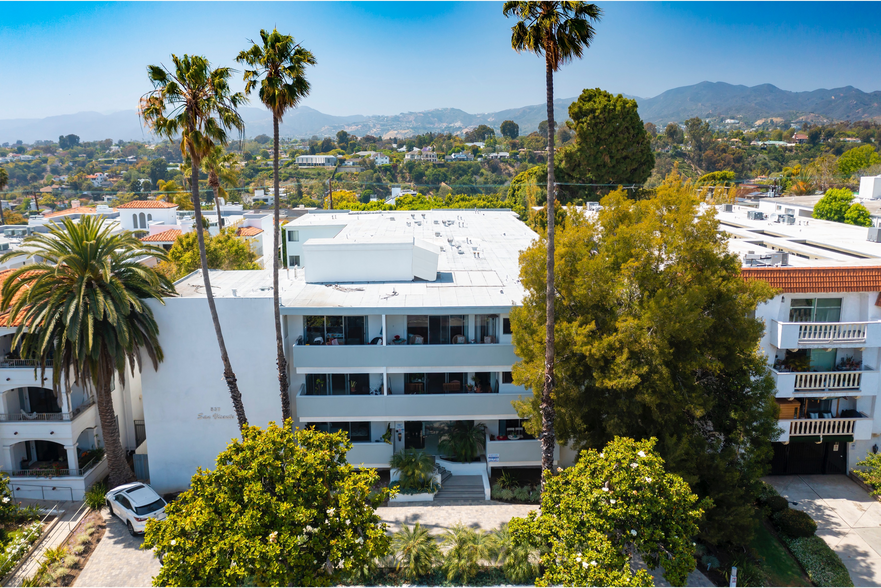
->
770, 441, 848, 475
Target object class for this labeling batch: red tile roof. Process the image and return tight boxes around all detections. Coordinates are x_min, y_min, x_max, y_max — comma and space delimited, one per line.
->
117, 200, 178, 209
141, 229, 182, 243
42, 207, 99, 218
740, 266, 881, 293
236, 226, 263, 237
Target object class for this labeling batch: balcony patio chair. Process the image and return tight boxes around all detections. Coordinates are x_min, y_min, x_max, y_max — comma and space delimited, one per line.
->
807, 412, 820, 419
452, 334, 466, 344
20, 409, 37, 420
821, 411, 833, 419
312, 337, 324, 345
484, 336, 494, 344
370, 336, 383, 345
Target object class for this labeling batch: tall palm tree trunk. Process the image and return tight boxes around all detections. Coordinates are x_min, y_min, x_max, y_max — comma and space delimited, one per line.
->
272, 115, 291, 421
190, 156, 248, 431
540, 51, 557, 489
96, 365, 136, 488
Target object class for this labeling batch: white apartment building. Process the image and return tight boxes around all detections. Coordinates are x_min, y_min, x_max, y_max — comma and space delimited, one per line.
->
295, 155, 338, 168
404, 148, 438, 163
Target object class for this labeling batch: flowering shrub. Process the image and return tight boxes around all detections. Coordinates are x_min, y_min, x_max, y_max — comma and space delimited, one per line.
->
0, 474, 17, 525
0, 522, 43, 577
509, 437, 708, 587
143, 422, 391, 587
782, 535, 852, 587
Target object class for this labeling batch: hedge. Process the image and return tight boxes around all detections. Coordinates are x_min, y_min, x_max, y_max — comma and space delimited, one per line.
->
782, 535, 853, 587
775, 508, 817, 538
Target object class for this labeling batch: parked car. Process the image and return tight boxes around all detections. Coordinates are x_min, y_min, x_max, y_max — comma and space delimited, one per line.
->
105, 483, 167, 535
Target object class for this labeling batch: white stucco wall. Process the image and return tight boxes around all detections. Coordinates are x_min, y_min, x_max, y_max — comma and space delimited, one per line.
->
141, 295, 282, 494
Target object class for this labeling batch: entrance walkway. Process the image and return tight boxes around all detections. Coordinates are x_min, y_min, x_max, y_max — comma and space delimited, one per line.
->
764, 475, 881, 587
74, 508, 160, 587
7, 500, 89, 587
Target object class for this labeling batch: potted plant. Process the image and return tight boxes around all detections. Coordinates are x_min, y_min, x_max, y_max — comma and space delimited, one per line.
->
381, 424, 392, 445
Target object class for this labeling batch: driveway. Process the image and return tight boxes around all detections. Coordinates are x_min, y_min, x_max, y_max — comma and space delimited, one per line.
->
74, 508, 160, 587
764, 475, 881, 587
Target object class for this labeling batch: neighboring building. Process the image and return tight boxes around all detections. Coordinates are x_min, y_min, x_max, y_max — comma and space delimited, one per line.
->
117, 200, 179, 232
374, 153, 390, 165
445, 152, 474, 162
404, 148, 438, 163
487, 152, 510, 160
793, 133, 809, 144
140, 228, 184, 251
295, 155, 337, 168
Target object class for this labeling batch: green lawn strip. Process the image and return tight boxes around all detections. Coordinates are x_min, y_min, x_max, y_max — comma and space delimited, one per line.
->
751, 519, 812, 587
781, 534, 853, 587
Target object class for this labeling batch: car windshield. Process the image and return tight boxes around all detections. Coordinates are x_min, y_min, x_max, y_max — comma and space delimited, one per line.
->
134, 498, 166, 516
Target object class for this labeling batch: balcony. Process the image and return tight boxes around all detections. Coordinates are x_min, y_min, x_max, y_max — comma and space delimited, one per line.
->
778, 415, 873, 442
772, 370, 879, 397
293, 343, 518, 372
347, 442, 394, 468
2, 454, 105, 478
770, 320, 881, 349
0, 359, 52, 369
0, 399, 95, 422
296, 388, 523, 421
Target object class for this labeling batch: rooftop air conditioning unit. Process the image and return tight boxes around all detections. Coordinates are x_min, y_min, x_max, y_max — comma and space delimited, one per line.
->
785, 215, 796, 225
723, 204, 734, 213
747, 211, 765, 221
868, 227, 881, 243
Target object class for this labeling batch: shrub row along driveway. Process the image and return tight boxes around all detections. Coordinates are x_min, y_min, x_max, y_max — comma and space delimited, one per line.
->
765, 474, 881, 587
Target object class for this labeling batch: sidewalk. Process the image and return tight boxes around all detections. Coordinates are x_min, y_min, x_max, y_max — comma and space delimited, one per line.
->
6, 499, 90, 587
764, 474, 881, 587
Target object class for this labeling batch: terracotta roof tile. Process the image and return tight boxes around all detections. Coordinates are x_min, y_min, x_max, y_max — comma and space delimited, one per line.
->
236, 226, 263, 237
42, 207, 99, 218
140, 229, 182, 243
740, 266, 881, 293
117, 200, 178, 209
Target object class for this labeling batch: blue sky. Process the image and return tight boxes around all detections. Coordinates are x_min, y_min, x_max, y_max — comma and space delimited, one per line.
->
2, 2, 880, 120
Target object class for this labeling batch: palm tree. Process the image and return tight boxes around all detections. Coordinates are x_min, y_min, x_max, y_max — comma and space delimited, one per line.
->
503, 1, 602, 486
389, 448, 435, 490
237, 29, 316, 421
391, 523, 440, 581
489, 523, 538, 584
441, 523, 488, 584
141, 54, 249, 430
438, 420, 487, 463
0, 216, 175, 489
0, 168, 8, 225
181, 147, 241, 229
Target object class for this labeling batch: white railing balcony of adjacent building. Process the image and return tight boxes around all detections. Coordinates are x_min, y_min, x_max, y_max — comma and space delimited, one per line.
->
1, 454, 105, 478
0, 359, 53, 369
772, 369, 878, 396
778, 413, 873, 442
771, 320, 881, 349
0, 399, 96, 422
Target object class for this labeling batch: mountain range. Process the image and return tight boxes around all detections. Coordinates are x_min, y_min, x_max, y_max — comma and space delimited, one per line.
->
3, 82, 881, 144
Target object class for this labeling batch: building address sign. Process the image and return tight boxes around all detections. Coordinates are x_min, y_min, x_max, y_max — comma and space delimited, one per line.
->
197, 407, 235, 421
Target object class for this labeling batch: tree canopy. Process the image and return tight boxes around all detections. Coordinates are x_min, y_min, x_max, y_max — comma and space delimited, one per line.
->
510, 171, 778, 546
500, 120, 520, 139
143, 424, 391, 586
837, 144, 881, 178
510, 437, 706, 587
557, 88, 654, 200
845, 202, 872, 227
162, 228, 259, 280
813, 188, 855, 223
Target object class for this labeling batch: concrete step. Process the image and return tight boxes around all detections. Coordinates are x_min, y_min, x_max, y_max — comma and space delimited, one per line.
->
442, 475, 483, 487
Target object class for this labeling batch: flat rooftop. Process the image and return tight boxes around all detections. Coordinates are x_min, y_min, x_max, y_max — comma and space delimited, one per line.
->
180, 210, 538, 311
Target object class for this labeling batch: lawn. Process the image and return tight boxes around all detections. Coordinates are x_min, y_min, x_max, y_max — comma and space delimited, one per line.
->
751, 519, 812, 587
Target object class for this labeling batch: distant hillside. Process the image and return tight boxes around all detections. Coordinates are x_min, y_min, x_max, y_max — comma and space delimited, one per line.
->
4, 82, 881, 144
636, 81, 881, 125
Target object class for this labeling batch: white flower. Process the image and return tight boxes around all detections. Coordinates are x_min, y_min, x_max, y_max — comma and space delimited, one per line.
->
610, 499, 616, 504
269, 531, 278, 543
645, 477, 652, 483
582, 561, 589, 569
591, 561, 597, 566
345, 519, 350, 526
305, 525, 314, 533
557, 467, 562, 472
327, 507, 335, 516
637, 451, 646, 458
630, 463, 638, 468
170, 539, 176, 546
601, 487, 608, 492
356, 536, 364, 544
631, 529, 637, 536
600, 453, 604, 457
576, 556, 582, 562
2, 497, 9, 504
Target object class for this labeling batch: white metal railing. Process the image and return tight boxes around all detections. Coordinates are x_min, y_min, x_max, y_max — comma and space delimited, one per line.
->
0, 359, 52, 368
797, 322, 868, 344
789, 418, 860, 436
0, 399, 95, 422
793, 371, 862, 391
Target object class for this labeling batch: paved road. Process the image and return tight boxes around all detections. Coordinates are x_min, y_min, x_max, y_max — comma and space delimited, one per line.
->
74, 508, 160, 587
765, 474, 881, 587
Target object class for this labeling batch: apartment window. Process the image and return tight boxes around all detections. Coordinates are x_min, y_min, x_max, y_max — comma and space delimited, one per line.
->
306, 373, 370, 396
475, 314, 499, 343
502, 371, 514, 384
407, 315, 467, 344
789, 298, 842, 323
502, 318, 512, 335
289, 256, 301, 267
497, 419, 534, 440
288, 230, 299, 242
304, 316, 366, 345
311, 421, 371, 442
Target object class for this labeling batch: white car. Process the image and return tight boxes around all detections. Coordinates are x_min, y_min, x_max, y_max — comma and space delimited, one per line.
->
105, 483, 167, 535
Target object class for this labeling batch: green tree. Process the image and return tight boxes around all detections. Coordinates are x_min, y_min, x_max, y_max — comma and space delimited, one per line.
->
143, 424, 390, 587
441, 524, 492, 584
253, 133, 271, 144
238, 28, 316, 422
391, 523, 440, 581
0, 167, 7, 225
813, 188, 854, 223
509, 437, 707, 587
845, 202, 872, 227
510, 172, 779, 545
336, 129, 349, 149
684, 117, 712, 168
664, 123, 684, 145
837, 144, 881, 178
142, 54, 249, 430
856, 452, 881, 495
0, 216, 175, 489
504, 0, 602, 487
438, 420, 487, 462
148, 157, 168, 187
644, 121, 657, 137
389, 449, 435, 490
557, 88, 654, 200
165, 228, 259, 280
490, 523, 538, 584
500, 120, 520, 139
